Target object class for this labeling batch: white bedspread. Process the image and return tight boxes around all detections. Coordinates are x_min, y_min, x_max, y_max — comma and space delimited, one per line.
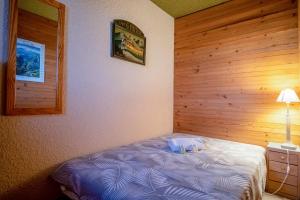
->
52, 133, 266, 200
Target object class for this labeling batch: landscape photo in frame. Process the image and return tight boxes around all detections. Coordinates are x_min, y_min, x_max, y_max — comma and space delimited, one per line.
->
16, 38, 45, 82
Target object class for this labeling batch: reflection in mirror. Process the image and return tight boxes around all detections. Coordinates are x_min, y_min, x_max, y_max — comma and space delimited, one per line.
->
16, 0, 58, 108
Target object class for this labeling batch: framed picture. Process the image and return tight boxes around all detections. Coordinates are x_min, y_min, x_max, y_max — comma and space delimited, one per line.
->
16, 38, 45, 82
112, 19, 146, 65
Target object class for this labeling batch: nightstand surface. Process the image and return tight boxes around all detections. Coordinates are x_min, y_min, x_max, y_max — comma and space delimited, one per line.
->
268, 142, 300, 153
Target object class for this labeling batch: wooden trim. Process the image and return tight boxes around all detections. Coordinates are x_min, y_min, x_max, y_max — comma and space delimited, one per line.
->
55, 1, 65, 113
6, 0, 18, 114
5, 0, 66, 115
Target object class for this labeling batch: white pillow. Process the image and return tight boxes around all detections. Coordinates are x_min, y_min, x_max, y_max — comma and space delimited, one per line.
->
168, 137, 204, 153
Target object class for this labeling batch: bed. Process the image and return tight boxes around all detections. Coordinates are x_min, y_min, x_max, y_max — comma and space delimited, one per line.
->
52, 133, 266, 200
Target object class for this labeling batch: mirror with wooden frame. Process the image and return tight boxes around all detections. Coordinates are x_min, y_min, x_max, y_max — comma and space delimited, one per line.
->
6, 0, 65, 115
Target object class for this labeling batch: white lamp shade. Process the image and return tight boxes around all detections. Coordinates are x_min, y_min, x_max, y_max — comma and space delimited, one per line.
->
277, 88, 300, 103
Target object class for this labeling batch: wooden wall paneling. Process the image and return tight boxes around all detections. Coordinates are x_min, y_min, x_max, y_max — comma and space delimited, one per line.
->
174, 0, 300, 147
175, 0, 296, 38
176, 8, 298, 50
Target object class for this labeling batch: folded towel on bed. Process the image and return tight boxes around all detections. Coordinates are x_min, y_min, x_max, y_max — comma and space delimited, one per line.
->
168, 137, 204, 153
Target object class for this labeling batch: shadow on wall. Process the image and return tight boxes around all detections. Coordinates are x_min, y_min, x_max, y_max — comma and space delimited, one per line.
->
0, 166, 62, 200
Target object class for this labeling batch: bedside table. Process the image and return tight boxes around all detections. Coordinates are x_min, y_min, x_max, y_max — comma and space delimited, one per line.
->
266, 142, 300, 199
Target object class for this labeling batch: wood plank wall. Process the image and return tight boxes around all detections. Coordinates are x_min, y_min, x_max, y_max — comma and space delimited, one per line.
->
16, 9, 58, 108
174, 0, 300, 147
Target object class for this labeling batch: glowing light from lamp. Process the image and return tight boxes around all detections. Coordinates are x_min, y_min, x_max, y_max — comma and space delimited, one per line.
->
277, 88, 300, 103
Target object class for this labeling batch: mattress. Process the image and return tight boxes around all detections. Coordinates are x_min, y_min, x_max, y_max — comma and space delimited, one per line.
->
52, 133, 266, 200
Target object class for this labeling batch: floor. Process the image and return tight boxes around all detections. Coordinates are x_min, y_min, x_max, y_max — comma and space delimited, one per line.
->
263, 193, 289, 200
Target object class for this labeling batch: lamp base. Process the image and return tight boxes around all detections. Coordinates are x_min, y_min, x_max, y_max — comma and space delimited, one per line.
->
281, 143, 297, 150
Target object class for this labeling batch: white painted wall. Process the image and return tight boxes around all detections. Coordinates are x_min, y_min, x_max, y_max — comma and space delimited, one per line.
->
0, 0, 174, 199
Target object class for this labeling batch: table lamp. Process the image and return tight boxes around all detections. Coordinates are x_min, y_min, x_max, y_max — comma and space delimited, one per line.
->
277, 88, 300, 150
